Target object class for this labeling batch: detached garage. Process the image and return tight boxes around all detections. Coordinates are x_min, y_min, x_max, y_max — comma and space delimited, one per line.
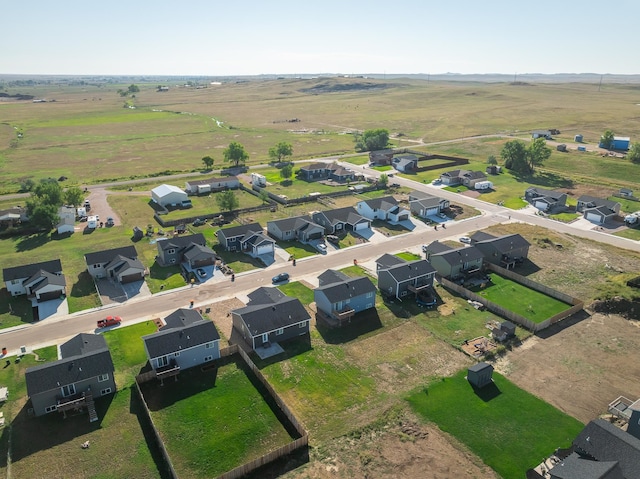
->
151, 184, 190, 208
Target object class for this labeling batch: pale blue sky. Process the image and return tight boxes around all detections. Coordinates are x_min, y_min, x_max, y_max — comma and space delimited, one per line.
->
2, 0, 637, 76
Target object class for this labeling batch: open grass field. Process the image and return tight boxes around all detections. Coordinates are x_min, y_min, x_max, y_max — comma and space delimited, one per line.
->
406, 370, 584, 479
469, 273, 572, 323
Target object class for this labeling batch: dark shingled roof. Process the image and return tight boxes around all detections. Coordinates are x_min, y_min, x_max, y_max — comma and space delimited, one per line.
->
573, 419, 640, 479
578, 195, 620, 211
314, 207, 368, 227
474, 233, 530, 252
85, 245, 138, 265
375, 254, 406, 270
233, 297, 310, 336
431, 245, 484, 266
216, 222, 263, 239
384, 259, 436, 282
157, 233, 206, 252
143, 319, 220, 359
3, 259, 63, 282
359, 196, 399, 211
247, 287, 287, 305
425, 240, 453, 255
316, 276, 376, 303
549, 452, 620, 479
26, 334, 114, 397
468, 362, 493, 373
470, 231, 497, 242
182, 243, 216, 262
318, 269, 350, 286
24, 270, 66, 291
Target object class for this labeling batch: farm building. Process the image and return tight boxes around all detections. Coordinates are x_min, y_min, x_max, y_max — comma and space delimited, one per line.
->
467, 362, 494, 388
184, 176, 239, 195
151, 184, 191, 208
613, 136, 631, 151
56, 206, 75, 235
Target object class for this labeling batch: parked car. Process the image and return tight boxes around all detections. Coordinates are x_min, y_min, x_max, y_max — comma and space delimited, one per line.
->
105, 217, 114, 227
437, 213, 448, 219
196, 268, 207, 278
317, 243, 327, 253
97, 316, 122, 328
79, 216, 88, 222
422, 245, 428, 253
432, 178, 442, 185
459, 236, 471, 244
326, 235, 340, 244
272, 272, 290, 284
192, 218, 206, 226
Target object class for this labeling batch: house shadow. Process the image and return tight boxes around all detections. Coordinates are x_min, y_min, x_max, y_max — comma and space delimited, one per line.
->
4, 394, 114, 464
16, 233, 51, 252
535, 309, 591, 339
250, 334, 313, 369
316, 309, 383, 344
511, 259, 541, 276
138, 366, 218, 412
82, 226, 96, 235
471, 382, 501, 402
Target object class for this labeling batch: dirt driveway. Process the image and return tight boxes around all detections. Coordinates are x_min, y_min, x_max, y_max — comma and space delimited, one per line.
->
85, 187, 123, 226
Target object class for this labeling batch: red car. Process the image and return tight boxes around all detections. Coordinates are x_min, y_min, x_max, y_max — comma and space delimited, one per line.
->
97, 316, 122, 328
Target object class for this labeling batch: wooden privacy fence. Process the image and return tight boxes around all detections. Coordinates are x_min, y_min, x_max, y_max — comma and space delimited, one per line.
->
437, 264, 583, 333
135, 344, 308, 479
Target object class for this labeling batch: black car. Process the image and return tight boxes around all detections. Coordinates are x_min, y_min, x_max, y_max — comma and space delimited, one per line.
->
192, 218, 206, 226
272, 272, 290, 284
326, 235, 340, 244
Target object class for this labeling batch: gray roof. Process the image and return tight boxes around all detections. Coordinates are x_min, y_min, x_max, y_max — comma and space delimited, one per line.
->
410, 196, 446, 209
26, 334, 114, 397
470, 231, 497, 242
105, 254, 145, 273
242, 231, 274, 247
474, 233, 530, 252
157, 233, 206, 252
217, 222, 263, 240
408, 190, 436, 200
468, 362, 493, 373
431, 245, 484, 266
247, 287, 287, 305
299, 162, 327, 171
143, 318, 220, 359
359, 196, 398, 211
463, 170, 487, 180
549, 452, 620, 479
182, 243, 216, 262
578, 195, 620, 211
573, 419, 640, 478
425, 240, 453, 254
525, 187, 565, 201
24, 270, 66, 291
376, 254, 406, 270
186, 176, 237, 186
3, 259, 63, 282
315, 207, 369, 227
268, 215, 315, 232
162, 308, 204, 329
316, 276, 376, 303
233, 297, 311, 336
384, 259, 436, 282
318, 269, 350, 286
85, 245, 138, 266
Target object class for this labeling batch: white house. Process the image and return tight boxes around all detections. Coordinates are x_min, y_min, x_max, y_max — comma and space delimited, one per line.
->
356, 196, 410, 223
151, 184, 190, 207
56, 206, 75, 235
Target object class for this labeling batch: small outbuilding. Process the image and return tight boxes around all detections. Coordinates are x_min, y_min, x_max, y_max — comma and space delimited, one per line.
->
574, 134, 583, 143
151, 184, 190, 208
467, 362, 494, 389
500, 321, 516, 338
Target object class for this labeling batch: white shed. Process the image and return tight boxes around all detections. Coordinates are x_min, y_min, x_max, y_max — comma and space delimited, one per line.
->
151, 184, 189, 207
474, 180, 494, 190
57, 206, 76, 234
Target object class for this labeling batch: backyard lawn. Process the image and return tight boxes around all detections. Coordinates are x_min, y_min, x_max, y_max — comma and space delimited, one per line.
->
407, 369, 584, 479
470, 273, 571, 323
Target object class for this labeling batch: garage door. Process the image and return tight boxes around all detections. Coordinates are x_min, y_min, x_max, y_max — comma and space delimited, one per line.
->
534, 201, 547, 210
353, 222, 369, 231
256, 244, 273, 256
121, 273, 143, 284
39, 290, 63, 301
585, 212, 602, 223
308, 232, 323, 240
398, 214, 409, 221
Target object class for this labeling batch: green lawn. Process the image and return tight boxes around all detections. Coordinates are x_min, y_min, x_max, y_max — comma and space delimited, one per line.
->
141, 359, 293, 478
611, 195, 640, 214
396, 251, 422, 261
103, 320, 158, 385
470, 273, 571, 323
159, 189, 265, 221
614, 227, 640, 240
549, 212, 580, 222
407, 370, 584, 479
277, 281, 315, 305
276, 240, 319, 260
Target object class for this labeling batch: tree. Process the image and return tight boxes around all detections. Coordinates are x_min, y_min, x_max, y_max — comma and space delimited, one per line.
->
527, 137, 551, 172
601, 130, 615, 149
501, 140, 529, 174
354, 129, 390, 152
379, 173, 389, 187
216, 190, 239, 212
26, 200, 59, 231
258, 190, 269, 204
127, 84, 140, 94
628, 142, 640, 164
280, 163, 293, 182
33, 178, 63, 207
20, 178, 36, 192
487, 155, 497, 165
64, 186, 85, 207
223, 142, 249, 168
202, 156, 214, 170
269, 142, 293, 162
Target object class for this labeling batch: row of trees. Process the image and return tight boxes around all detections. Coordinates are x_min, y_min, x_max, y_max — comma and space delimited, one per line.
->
26, 179, 86, 231
201, 141, 295, 171
500, 138, 551, 175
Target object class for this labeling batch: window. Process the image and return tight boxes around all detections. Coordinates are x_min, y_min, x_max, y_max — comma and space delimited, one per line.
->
276, 328, 284, 336
366, 303, 373, 309
157, 356, 169, 368
205, 342, 214, 349
167, 248, 176, 254
204, 355, 213, 362
45, 405, 57, 413
400, 290, 407, 297
174, 351, 181, 357
366, 292, 374, 298
93, 264, 100, 269
98, 373, 109, 382
100, 388, 112, 396
298, 321, 307, 328
11, 279, 20, 285
61, 384, 76, 397
169, 259, 176, 264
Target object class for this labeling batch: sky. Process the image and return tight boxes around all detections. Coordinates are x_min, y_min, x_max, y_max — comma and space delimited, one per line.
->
2, 0, 638, 76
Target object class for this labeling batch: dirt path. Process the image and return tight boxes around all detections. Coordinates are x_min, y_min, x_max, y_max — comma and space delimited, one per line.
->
85, 187, 122, 226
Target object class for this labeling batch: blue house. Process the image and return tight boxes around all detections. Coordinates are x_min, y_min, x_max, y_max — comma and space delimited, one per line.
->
314, 269, 377, 325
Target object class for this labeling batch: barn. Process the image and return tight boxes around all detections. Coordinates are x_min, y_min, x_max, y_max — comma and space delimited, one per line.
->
151, 184, 190, 207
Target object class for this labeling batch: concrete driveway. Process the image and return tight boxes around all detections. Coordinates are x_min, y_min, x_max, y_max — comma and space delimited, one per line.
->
33, 297, 69, 320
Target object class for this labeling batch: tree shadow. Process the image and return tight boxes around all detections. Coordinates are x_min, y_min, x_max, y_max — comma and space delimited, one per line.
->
69, 271, 98, 299
512, 171, 574, 189
15, 233, 51, 252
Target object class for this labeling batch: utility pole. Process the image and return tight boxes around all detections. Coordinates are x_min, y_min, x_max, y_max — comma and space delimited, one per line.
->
598, 74, 603, 92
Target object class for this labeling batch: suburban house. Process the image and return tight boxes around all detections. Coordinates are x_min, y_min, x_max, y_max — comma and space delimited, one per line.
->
3, 259, 65, 299
439, 170, 487, 188
356, 196, 410, 223
85, 245, 145, 283
408, 190, 450, 218
142, 309, 220, 380
151, 184, 191, 208
524, 187, 568, 212
377, 257, 437, 300
314, 269, 377, 324
425, 242, 484, 280
375, 253, 406, 273
298, 162, 355, 182
470, 232, 530, 269
56, 206, 75, 235
392, 154, 418, 172
312, 207, 371, 234
369, 149, 395, 166
576, 195, 621, 224
156, 233, 214, 267
216, 222, 265, 251
185, 176, 239, 195
25, 333, 116, 419
267, 215, 325, 242
231, 291, 311, 353
619, 188, 633, 198
546, 418, 640, 479
240, 230, 276, 259
0, 206, 28, 227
